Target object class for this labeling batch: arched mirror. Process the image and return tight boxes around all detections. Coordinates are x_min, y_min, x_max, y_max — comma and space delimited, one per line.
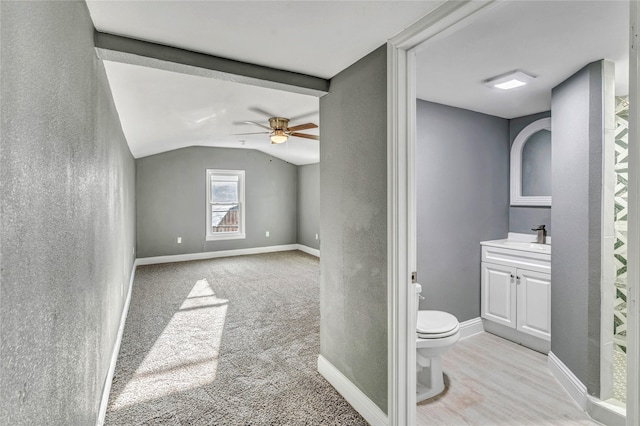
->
510, 117, 552, 206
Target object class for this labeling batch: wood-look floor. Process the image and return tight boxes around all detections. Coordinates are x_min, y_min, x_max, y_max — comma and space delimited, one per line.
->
417, 332, 601, 426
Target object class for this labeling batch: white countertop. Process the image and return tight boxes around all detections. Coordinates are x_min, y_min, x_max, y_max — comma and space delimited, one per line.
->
481, 232, 551, 254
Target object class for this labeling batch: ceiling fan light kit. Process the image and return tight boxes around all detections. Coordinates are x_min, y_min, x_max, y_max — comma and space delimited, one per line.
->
270, 129, 288, 144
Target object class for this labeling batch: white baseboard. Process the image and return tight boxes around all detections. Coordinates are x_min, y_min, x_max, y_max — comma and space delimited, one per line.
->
547, 351, 587, 410
96, 259, 137, 426
458, 317, 484, 340
586, 397, 626, 426
547, 353, 627, 424
317, 355, 388, 426
136, 244, 307, 265
296, 244, 320, 257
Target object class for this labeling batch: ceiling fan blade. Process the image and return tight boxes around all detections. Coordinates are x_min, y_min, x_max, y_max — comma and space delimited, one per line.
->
287, 122, 318, 132
290, 132, 319, 141
230, 131, 270, 135
248, 106, 278, 118
289, 110, 318, 122
240, 121, 271, 130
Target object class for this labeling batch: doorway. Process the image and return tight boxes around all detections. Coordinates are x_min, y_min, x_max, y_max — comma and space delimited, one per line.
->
387, 1, 640, 425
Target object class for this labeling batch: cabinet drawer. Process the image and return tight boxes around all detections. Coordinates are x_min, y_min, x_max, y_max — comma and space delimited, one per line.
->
482, 246, 551, 274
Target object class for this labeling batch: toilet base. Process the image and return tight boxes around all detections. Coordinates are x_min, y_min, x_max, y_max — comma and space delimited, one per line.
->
414, 310, 460, 403
416, 356, 445, 402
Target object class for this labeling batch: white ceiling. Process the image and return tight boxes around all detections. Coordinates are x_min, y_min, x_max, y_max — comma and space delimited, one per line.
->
86, 1, 444, 79
87, 0, 444, 163
416, 1, 630, 119
104, 60, 320, 164
88, 1, 632, 161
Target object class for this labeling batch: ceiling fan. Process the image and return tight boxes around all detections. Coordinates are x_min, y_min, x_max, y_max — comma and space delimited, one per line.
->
233, 108, 319, 144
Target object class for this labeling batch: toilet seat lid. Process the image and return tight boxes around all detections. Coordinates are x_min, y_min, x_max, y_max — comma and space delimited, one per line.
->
416, 310, 459, 335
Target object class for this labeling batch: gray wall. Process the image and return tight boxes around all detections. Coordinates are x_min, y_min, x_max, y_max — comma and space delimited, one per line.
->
509, 111, 553, 234
551, 60, 606, 394
319, 45, 388, 412
136, 146, 297, 258
297, 163, 320, 250
416, 100, 510, 321
1, 2, 136, 424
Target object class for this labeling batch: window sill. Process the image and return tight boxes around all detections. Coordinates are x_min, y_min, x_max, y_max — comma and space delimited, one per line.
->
206, 233, 246, 242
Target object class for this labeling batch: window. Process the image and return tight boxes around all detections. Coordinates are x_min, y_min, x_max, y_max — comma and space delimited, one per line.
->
206, 169, 245, 241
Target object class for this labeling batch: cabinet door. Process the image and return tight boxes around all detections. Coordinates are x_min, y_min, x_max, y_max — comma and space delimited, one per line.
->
481, 262, 517, 328
516, 269, 551, 341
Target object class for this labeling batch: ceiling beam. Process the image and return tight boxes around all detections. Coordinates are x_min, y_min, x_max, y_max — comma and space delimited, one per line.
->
94, 31, 329, 97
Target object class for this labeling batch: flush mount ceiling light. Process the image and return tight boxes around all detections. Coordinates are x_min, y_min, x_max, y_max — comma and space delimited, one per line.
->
484, 70, 536, 90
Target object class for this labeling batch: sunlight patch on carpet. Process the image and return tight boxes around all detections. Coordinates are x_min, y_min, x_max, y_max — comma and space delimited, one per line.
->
111, 279, 227, 410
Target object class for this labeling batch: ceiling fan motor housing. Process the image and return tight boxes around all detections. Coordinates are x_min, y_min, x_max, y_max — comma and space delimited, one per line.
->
268, 117, 289, 130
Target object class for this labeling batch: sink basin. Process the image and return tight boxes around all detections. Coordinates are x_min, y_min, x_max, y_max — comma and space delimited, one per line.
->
503, 241, 550, 252
481, 237, 551, 254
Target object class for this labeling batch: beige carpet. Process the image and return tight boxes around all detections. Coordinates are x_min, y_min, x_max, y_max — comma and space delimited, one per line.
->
106, 251, 367, 425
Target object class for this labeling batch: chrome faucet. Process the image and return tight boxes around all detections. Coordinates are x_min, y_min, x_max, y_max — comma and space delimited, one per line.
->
531, 225, 547, 244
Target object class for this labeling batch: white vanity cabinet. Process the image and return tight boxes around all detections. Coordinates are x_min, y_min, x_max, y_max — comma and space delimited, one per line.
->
516, 269, 551, 341
480, 239, 551, 352
481, 262, 517, 328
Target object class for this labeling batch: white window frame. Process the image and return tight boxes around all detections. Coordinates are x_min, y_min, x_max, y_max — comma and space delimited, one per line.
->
206, 169, 245, 241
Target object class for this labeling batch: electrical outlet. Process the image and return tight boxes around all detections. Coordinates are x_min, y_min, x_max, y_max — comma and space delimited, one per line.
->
177, 237, 182, 244
265, 231, 270, 237
315, 234, 319, 240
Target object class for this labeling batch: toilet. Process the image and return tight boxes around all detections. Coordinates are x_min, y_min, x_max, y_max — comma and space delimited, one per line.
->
415, 284, 460, 402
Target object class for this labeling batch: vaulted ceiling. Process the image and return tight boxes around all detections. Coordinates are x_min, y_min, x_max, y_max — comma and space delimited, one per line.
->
86, 1, 631, 162
86, 1, 444, 163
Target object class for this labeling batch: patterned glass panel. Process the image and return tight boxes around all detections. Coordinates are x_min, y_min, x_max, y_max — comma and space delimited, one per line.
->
613, 96, 629, 403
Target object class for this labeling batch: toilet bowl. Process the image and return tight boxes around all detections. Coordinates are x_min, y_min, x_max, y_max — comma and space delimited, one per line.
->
415, 285, 460, 402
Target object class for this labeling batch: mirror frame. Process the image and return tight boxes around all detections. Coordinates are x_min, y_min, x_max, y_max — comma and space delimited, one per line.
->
510, 117, 552, 206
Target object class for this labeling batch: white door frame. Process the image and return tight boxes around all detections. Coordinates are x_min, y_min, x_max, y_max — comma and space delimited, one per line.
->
626, 2, 639, 425
387, 1, 640, 424
386, 2, 497, 424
